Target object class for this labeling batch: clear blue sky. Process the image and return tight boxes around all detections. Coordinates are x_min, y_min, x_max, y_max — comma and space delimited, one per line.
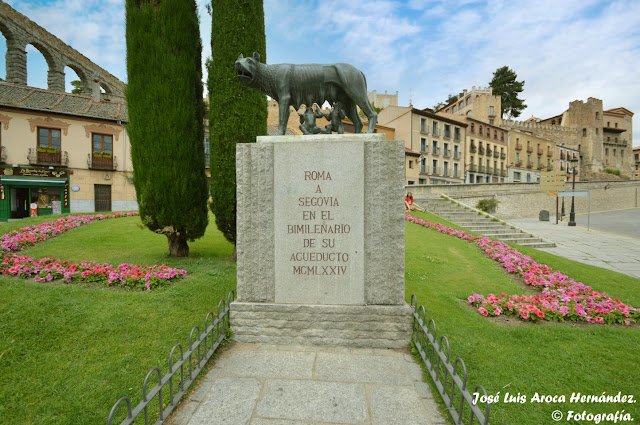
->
1, 0, 639, 146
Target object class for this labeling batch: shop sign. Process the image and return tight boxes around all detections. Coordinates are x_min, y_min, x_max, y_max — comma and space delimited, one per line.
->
1, 167, 68, 179
71, 186, 80, 192
64, 182, 69, 208
0, 184, 4, 200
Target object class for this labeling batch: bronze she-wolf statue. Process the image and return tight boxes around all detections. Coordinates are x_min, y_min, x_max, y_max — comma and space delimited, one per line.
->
234, 52, 378, 135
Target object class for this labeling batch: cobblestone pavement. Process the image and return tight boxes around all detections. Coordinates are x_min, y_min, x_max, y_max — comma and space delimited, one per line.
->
167, 342, 448, 425
509, 209, 640, 279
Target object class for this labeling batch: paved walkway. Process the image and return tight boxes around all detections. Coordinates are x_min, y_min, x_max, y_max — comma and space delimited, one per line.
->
509, 209, 640, 279
168, 342, 447, 425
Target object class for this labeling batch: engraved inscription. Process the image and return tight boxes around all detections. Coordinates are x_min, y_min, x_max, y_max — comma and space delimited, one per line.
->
274, 141, 364, 304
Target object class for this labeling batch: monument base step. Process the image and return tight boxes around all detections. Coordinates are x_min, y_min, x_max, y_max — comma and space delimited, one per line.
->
230, 301, 412, 349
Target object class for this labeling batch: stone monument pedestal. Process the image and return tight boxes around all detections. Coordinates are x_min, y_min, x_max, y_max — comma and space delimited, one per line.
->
232, 134, 411, 348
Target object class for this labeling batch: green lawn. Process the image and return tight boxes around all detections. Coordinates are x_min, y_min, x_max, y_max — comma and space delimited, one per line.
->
406, 210, 640, 425
0, 215, 235, 425
0, 213, 638, 425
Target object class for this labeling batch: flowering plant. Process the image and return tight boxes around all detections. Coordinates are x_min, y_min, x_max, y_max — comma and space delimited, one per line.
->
0, 213, 186, 290
406, 214, 640, 326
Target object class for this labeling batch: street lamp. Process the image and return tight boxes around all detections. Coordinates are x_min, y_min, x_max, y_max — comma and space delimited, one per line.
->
568, 157, 579, 226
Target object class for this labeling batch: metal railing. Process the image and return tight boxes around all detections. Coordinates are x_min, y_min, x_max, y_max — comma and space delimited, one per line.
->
107, 291, 235, 425
88, 154, 118, 170
410, 295, 490, 425
28, 148, 69, 166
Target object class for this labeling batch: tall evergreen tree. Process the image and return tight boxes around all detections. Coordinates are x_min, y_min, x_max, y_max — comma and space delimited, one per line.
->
208, 0, 267, 258
125, 0, 208, 257
489, 66, 527, 119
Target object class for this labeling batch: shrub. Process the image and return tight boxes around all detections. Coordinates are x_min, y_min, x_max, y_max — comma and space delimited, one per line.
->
604, 168, 621, 176
476, 198, 499, 213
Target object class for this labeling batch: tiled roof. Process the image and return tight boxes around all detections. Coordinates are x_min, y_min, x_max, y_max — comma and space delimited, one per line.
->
0, 81, 128, 122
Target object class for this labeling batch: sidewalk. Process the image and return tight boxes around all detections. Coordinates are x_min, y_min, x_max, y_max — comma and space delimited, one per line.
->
168, 342, 448, 425
509, 214, 640, 279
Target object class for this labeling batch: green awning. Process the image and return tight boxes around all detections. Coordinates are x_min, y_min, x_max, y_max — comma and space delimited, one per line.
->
1, 176, 67, 187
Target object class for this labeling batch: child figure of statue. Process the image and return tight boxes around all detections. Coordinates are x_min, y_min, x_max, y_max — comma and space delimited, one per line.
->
298, 104, 328, 135
324, 101, 346, 134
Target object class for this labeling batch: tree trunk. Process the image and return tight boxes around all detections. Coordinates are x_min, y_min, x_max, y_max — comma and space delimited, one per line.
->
167, 232, 189, 257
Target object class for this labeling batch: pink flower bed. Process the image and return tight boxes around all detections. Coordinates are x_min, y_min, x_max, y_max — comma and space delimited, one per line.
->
0, 213, 186, 290
406, 214, 640, 326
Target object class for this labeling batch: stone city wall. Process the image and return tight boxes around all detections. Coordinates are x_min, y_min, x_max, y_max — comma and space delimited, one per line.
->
410, 180, 640, 219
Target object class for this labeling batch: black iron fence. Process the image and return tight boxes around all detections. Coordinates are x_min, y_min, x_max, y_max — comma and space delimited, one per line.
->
410, 295, 491, 425
107, 291, 235, 425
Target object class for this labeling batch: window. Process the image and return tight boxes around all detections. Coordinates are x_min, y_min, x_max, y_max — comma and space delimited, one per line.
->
583, 128, 587, 136
514, 171, 521, 181
420, 137, 426, 152
444, 124, 451, 138
38, 127, 61, 151
607, 121, 610, 127
93, 133, 113, 154
432, 121, 439, 135
501, 132, 504, 141
613, 149, 616, 157
419, 178, 426, 184
615, 122, 618, 128
467, 97, 471, 105
605, 148, 609, 155
516, 152, 520, 163
409, 160, 414, 169
454, 163, 458, 176
432, 140, 438, 153
452, 105, 457, 112
489, 119, 494, 125
527, 173, 531, 182
470, 123, 475, 133
596, 112, 599, 119
479, 125, 483, 135
421, 118, 427, 133
454, 127, 461, 141
489, 106, 494, 116
494, 130, 497, 139
454, 145, 459, 157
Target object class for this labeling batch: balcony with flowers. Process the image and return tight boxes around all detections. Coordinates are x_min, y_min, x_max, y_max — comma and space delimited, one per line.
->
88, 151, 118, 170
28, 147, 69, 166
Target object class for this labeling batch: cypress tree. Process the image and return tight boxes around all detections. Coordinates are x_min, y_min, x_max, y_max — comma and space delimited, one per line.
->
125, 0, 208, 257
208, 0, 267, 258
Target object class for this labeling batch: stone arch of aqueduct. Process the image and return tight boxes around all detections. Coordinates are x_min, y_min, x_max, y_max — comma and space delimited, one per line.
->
0, 1, 124, 100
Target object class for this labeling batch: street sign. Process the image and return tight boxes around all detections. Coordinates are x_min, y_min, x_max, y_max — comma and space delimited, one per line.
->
558, 191, 588, 197
547, 191, 558, 196
540, 170, 566, 192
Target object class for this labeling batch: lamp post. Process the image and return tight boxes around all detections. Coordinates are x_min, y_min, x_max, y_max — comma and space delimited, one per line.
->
568, 158, 578, 226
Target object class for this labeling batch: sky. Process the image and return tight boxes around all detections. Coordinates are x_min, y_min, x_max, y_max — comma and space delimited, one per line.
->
1, 0, 639, 146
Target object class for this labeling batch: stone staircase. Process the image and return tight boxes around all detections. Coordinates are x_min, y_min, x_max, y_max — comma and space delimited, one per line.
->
419, 196, 556, 249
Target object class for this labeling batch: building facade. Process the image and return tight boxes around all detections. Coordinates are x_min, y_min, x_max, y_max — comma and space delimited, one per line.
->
377, 106, 466, 185
437, 86, 502, 126
556, 145, 580, 182
534, 98, 634, 179
0, 84, 135, 221
507, 129, 556, 183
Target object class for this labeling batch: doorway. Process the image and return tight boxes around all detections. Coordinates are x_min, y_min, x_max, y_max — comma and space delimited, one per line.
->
94, 184, 112, 212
